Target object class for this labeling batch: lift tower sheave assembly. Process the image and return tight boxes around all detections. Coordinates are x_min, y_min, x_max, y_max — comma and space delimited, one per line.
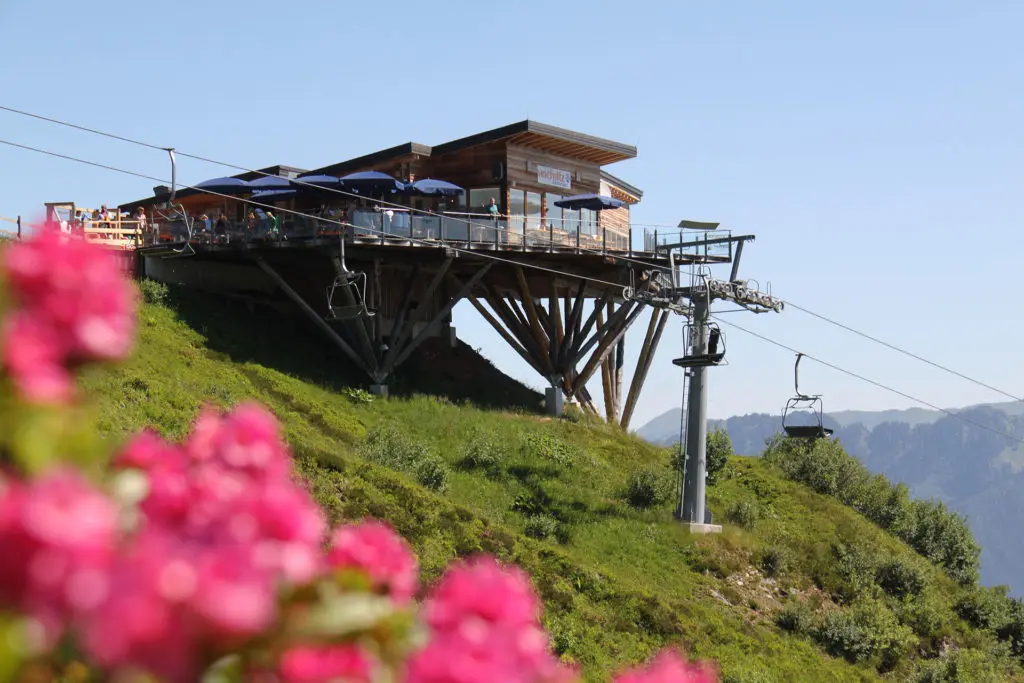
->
649, 227, 783, 535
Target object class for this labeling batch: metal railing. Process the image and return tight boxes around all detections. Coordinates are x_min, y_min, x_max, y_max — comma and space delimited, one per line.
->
643, 228, 734, 261
139, 208, 731, 262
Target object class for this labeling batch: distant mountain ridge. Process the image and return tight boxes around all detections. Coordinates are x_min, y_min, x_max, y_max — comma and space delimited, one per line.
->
636, 402, 1024, 595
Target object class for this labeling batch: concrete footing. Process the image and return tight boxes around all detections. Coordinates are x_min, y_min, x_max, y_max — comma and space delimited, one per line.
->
544, 386, 564, 416
443, 325, 457, 349
369, 384, 389, 397
686, 523, 723, 535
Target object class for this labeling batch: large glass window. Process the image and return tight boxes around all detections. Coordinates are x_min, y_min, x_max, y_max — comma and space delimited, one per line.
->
509, 189, 525, 234
563, 207, 580, 234
439, 190, 466, 213
581, 208, 597, 236
526, 191, 541, 231
468, 188, 500, 214
544, 193, 562, 229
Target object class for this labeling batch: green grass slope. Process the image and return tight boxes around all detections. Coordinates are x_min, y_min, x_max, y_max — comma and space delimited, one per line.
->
77, 283, 1022, 683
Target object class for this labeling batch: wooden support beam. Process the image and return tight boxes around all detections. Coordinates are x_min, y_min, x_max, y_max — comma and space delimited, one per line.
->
373, 258, 383, 349
452, 275, 547, 378
568, 289, 614, 366
570, 298, 634, 368
613, 336, 625, 423
550, 280, 564, 357
484, 287, 546, 364
571, 302, 647, 400
381, 258, 452, 371
389, 263, 493, 370
558, 280, 588, 367
508, 297, 531, 332
596, 307, 613, 421
253, 256, 371, 376
514, 266, 551, 367
534, 305, 562, 375
388, 265, 422, 345
620, 309, 670, 430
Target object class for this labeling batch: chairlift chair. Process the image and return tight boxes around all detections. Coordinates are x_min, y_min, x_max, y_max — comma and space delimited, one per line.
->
781, 353, 833, 439
325, 233, 375, 320
672, 322, 726, 368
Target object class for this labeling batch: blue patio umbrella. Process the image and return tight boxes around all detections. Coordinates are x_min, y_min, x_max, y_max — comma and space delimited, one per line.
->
553, 194, 626, 211
339, 170, 405, 195
251, 189, 297, 202
407, 178, 465, 197
291, 174, 343, 190
250, 175, 292, 191
193, 176, 252, 195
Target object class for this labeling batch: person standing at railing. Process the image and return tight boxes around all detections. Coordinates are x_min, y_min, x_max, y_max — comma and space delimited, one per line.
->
266, 210, 279, 239
132, 207, 147, 246
215, 213, 228, 243
247, 211, 259, 240
486, 197, 500, 243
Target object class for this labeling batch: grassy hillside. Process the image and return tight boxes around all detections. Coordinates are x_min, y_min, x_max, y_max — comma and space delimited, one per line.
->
77, 281, 1024, 682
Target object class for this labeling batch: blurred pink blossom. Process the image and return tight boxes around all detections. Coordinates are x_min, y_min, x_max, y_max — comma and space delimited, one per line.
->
327, 519, 419, 605
612, 649, 717, 683
278, 644, 373, 683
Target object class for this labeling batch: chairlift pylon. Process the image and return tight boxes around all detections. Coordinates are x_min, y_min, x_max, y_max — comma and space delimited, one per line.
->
782, 352, 833, 439
325, 233, 375, 320
672, 321, 726, 368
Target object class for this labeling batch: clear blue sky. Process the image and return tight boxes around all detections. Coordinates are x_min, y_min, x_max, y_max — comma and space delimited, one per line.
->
2, 0, 1022, 427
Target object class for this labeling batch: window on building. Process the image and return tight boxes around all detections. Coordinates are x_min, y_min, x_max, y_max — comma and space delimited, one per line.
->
468, 188, 500, 213
526, 191, 541, 231
563, 206, 580, 234
544, 193, 562, 229
509, 189, 525, 234
581, 208, 597, 236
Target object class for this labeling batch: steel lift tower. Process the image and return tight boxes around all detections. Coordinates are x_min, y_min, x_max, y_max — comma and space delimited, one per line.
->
630, 223, 783, 533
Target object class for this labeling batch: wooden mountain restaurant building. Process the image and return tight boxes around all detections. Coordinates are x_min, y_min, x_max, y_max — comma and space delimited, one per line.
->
121, 120, 645, 253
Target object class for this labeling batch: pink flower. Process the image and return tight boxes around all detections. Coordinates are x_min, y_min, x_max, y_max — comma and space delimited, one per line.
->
422, 556, 538, 632
114, 429, 178, 471
1, 311, 72, 403
185, 402, 290, 482
0, 469, 117, 643
2, 228, 136, 363
407, 555, 568, 683
190, 546, 276, 640
327, 520, 419, 604
278, 644, 373, 683
613, 649, 718, 683
80, 528, 199, 683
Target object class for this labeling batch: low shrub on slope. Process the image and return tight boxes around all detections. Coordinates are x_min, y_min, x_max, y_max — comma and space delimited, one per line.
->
79, 283, 1024, 682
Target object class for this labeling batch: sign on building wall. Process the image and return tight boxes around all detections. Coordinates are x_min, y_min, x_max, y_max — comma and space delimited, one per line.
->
537, 164, 572, 190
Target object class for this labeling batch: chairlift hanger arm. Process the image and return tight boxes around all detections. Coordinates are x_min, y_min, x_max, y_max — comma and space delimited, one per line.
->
656, 234, 756, 252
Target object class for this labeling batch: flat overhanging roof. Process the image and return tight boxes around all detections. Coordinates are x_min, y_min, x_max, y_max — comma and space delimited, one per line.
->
432, 120, 636, 165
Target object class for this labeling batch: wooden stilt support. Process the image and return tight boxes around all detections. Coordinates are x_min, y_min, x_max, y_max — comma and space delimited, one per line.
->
514, 267, 551, 365
388, 263, 493, 371
571, 302, 647, 400
570, 299, 634, 368
558, 280, 588, 367
598, 307, 615, 421
381, 258, 452, 371
620, 309, 670, 429
388, 265, 422, 345
451, 275, 547, 378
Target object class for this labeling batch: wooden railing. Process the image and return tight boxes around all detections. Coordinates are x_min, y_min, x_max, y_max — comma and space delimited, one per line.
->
82, 218, 145, 249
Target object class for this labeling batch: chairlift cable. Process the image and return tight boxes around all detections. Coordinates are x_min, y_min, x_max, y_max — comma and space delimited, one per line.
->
711, 315, 1024, 445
